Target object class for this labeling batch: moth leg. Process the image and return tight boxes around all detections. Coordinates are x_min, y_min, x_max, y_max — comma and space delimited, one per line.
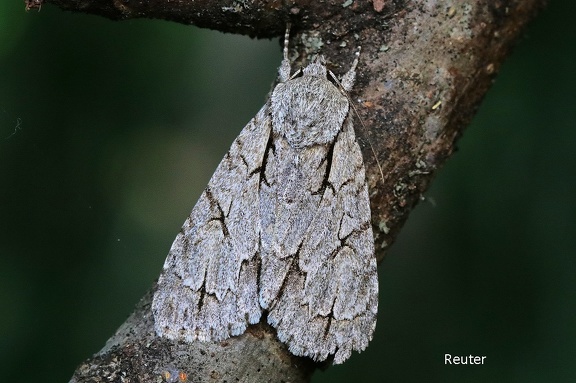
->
278, 24, 292, 83
340, 47, 361, 91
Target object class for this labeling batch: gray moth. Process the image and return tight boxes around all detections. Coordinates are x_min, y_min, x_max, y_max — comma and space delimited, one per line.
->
152, 29, 378, 364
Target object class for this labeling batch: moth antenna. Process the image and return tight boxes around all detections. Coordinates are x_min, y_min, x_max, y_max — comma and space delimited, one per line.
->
348, 95, 386, 188
330, 48, 386, 187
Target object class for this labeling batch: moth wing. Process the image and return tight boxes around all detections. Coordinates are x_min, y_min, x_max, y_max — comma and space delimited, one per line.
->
152, 106, 271, 342
268, 119, 378, 364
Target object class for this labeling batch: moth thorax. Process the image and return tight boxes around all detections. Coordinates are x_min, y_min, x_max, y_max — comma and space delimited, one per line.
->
272, 78, 349, 148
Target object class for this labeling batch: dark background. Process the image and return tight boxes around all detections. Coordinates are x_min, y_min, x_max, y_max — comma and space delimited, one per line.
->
1, 2, 574, 382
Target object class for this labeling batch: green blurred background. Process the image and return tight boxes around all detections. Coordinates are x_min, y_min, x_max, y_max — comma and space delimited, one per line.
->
1, 1, 574, 382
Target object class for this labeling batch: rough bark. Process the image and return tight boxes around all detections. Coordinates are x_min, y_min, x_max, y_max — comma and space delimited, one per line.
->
36, 0, 548, 382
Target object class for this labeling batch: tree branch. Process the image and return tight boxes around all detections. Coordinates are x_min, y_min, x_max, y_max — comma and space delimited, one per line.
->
54, 0, 547, 382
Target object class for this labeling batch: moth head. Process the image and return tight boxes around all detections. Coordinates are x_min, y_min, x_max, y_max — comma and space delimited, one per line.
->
302, 55, 328, 78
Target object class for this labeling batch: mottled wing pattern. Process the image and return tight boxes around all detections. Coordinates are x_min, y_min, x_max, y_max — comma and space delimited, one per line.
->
261, 72, 377, 363
152, 106, 271, 342
153, 34, 378, 364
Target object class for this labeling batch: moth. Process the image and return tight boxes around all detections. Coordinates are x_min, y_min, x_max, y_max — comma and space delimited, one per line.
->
152, 28, 378, 364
